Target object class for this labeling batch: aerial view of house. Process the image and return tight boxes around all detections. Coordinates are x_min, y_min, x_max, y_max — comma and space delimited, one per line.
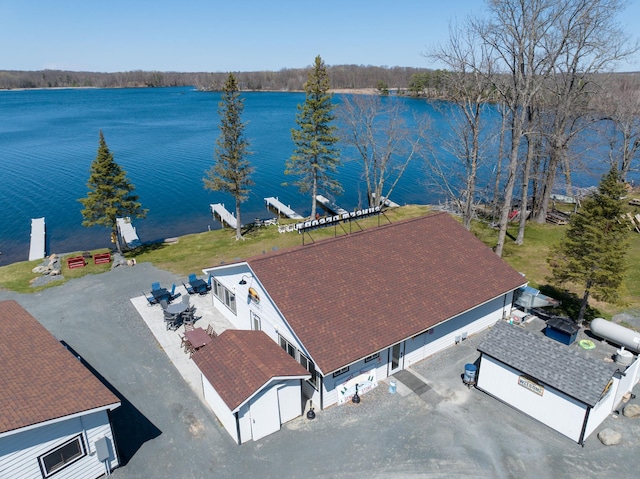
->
0, 300, 121, 479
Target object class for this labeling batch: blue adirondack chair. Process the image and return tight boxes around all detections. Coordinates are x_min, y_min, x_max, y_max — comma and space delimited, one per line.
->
188, 273, 197, 283
151, 281, 161, 291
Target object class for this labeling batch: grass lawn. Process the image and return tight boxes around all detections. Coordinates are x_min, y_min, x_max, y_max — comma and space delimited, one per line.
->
2, 204, 639, 321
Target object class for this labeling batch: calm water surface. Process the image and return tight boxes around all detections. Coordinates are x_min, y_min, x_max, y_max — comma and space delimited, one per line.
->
0, 87, 438, 265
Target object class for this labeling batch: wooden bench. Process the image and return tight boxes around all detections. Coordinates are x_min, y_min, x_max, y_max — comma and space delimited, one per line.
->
94, 252, 111, 264
67, 256, 86, 269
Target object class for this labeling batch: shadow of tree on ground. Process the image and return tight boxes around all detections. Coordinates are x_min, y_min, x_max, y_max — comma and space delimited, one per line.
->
537, 284, 602, 323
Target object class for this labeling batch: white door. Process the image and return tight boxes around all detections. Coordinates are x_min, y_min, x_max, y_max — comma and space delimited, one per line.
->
388, 342, 404, 375
250, 387, 281, 441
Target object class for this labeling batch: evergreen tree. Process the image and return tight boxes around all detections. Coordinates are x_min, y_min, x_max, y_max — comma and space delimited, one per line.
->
204, 73, 254, 240
79, 131, 146, 253
285, 55, 341, 219
548, 167, 630, 324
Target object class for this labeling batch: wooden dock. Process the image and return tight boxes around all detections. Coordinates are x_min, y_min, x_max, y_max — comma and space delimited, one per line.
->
372, 193, 400, 208
116, 217, 141, 247
315, 195, 348, 215
28, 217, 46, 261
264, 197, 304, 219
210, 203, 238, 228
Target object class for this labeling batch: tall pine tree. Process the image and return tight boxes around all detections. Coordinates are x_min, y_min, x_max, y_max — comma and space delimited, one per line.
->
548, 167, 630, 324
204, 73, 254, 240
79, 130, 146, 253
285, 55, 341, 219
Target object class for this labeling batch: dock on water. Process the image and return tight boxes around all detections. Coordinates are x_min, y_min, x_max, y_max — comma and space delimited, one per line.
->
210, 203, 238, 229
372, 193, 400, 208
315, 195, 348, 215
116, 217, 142, 248
29, 217, 46, 261
264, 197, 304, 219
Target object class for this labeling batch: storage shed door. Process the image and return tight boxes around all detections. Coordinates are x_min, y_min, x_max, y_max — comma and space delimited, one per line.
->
250, 387, 281, 441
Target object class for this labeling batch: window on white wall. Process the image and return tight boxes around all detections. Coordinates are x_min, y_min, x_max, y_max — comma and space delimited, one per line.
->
299, 353, 319, 390
212, 278, 237, 315
251, 312, 261, 331
279, 335, 296, 358
278, 334, 319, 390
39, 435, 86, 477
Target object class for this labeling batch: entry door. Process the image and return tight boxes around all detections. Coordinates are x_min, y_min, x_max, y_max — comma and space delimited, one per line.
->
388, 342, 404, 375
250, 387, 281, 441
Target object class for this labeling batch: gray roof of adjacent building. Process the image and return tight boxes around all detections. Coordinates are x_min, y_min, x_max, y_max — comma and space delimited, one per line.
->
477, 321, 619, 407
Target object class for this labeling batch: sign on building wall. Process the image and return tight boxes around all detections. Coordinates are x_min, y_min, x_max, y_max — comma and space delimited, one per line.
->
338, 369, 378, 404
518, 376, 544, 396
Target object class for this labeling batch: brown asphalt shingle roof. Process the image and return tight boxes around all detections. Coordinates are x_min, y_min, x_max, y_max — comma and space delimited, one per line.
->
193, 330, 310, 411
0, 300, 120, 435
248, 212, 527, 374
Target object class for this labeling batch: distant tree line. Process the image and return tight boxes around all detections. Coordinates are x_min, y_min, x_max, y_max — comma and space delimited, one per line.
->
0, 65, 432, 92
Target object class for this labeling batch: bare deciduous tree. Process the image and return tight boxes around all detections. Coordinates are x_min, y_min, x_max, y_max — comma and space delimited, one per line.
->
338, 94, 428, 208
428, 21, 496, 229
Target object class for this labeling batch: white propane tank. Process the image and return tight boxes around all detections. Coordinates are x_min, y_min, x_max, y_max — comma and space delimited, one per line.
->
590, 318, 640, 353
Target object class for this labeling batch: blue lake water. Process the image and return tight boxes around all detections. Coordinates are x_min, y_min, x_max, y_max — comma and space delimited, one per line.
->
0, 87, 618, 266
0, 87, 438, 265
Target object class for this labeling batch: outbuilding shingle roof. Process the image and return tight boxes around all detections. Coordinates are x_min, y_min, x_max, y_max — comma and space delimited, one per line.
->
248, 212, 527, 374
0, 300, 120, 435
193, 330, 310, 412
478, 321, 619, 406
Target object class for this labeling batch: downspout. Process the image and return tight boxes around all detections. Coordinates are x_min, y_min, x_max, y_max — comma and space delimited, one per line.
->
578, 406, 591, 447
319, 376, 324, 410
234, 412, 241, 445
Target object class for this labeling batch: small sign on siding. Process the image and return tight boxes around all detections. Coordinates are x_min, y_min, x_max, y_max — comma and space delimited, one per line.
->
518, 375, 544, 396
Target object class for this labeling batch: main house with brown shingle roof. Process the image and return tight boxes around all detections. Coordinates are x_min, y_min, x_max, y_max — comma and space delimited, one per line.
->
0, 300, 121, 479
202, 212, 526, 411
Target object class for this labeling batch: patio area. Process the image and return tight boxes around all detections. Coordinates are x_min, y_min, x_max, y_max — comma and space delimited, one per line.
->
130, 284, 234, 403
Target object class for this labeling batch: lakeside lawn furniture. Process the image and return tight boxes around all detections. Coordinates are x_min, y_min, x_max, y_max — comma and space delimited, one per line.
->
93, 252, 111, 264
184, 327, 212, 351
151, 282, 161, 291
66, 256, 86, 269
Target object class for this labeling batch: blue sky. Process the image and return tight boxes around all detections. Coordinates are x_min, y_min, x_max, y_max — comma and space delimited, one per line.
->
2, 0, 639, 72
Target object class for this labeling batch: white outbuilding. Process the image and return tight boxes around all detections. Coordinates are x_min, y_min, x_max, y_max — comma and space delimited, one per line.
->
192, 329, 310, 444
476, 321, 640, 444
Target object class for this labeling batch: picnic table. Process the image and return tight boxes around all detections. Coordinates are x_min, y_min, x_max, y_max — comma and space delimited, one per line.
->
184, 327, 212, 350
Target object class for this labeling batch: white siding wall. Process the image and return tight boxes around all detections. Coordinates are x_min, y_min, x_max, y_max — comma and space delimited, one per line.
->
614, 357, 640, 407
201, 374, 239, 444
584, 377, 619, 440
477, 355, 588, 442
0, 410, 117, 479
277, 381, 303, 424
319, 295, 513, 409
237, 403, 252, 445
419, 296, 509, 364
